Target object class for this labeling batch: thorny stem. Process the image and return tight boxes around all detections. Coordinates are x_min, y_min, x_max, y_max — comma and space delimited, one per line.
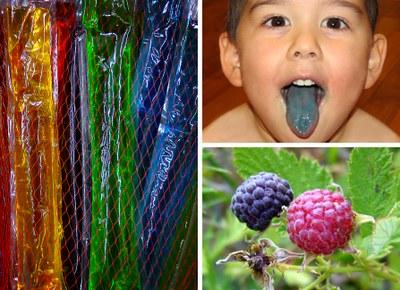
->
302, 271, 329, 290
218, 241, 400, 289
316, 256, 329, 267
276, 254, 400, 287
276, 263, 361, 274
354, 255, 400, 284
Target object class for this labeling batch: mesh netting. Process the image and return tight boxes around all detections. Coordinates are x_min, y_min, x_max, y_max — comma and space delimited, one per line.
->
0, 0, 198, 289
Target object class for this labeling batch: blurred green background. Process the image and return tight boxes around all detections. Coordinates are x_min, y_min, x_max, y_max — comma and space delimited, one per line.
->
202, 148, 400, 290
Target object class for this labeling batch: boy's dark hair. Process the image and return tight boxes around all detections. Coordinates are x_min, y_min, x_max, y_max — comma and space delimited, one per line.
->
227, 0, 378, 39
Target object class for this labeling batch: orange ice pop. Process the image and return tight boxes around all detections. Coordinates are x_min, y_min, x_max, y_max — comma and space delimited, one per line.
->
4, 6, 63, 289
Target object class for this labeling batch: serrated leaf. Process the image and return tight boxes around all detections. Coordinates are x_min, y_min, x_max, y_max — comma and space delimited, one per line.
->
233, 148, 333, 196
361, 217, 400, 258
348, 148, 398, 217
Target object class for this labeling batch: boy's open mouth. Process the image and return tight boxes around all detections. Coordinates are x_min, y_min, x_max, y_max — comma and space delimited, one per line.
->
281, 79, 325, 138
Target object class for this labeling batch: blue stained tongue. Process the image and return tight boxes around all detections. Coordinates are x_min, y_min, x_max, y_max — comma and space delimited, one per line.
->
285, 85, 319, 138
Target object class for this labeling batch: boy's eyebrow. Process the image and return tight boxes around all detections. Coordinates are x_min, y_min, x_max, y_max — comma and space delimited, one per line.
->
249, 0, 287, 13
325, 0, 364, 15
249, 0, 364, 15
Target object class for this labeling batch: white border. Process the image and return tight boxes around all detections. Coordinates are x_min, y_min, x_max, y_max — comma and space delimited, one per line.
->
197, 0, 203, 289
202, 142, 400, 148
198, 1, 400, 289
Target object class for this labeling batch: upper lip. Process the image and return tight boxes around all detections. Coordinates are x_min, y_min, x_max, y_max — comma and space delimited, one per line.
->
279, 73, 327, 91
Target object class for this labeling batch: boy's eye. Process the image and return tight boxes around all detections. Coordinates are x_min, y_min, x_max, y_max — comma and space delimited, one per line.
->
321, 17, 349, 30
264, 16, 290, 27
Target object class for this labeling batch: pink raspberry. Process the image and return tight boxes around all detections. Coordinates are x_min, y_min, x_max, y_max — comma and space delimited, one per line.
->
287, 189, 354, 255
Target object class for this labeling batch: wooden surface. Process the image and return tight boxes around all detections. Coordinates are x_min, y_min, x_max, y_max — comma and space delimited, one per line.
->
202, 0, 400, 136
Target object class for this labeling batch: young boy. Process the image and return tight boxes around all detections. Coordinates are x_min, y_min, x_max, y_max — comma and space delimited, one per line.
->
203, 0, 400, 142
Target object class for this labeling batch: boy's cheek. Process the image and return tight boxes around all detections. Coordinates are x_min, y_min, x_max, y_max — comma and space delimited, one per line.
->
328, 65, 367, 100
240, 53, 281, 87
324, 46, 369, 99
324, 42, 370, 80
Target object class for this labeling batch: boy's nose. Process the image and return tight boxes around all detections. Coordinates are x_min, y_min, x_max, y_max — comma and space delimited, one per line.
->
288, 30, 321, 60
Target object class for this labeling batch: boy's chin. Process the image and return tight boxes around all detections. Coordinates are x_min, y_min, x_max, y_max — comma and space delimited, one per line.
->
270, 127, 332, 142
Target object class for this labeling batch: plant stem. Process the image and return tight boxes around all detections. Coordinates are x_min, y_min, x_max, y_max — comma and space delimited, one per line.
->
276, 263, 362, 274
355, 255, 400, 283
302, 271, 329, 290
276, 255, 400, 287
316, 256, 329, 267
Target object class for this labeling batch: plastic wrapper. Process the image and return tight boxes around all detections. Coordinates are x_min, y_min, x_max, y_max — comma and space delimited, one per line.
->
0, 15, 12, 290
64, 27, 92, 290
60, 27, 92, 290
3, 2, 64, 288
138, 0, 198, 288
159, 185, 197, 290
53, 1, 92, 289
83, 0, 143, 288
132, 0, 184, 201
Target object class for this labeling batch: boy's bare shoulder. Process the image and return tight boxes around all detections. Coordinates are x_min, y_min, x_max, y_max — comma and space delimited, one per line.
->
335, 109, 400, 142
203, 103, 273, 142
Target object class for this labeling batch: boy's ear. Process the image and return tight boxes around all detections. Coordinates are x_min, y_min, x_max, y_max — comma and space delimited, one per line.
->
219, 32, 242, 87
365, 34, 387, 89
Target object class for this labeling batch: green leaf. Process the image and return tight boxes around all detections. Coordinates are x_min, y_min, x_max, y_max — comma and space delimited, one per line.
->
232, 148, 333, 196
361, 217, 400, 258
203, 165, 232, 176
348, 148, 398, 217
392, 176, 400, 210
389, 202, 400, 218
325, 147, 340, 165
203, 187, 231, 208
211, 213, 252, 261
389, 252, 400, 290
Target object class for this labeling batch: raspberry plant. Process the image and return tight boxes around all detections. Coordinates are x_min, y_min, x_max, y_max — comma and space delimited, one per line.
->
203, 148, 400, 290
